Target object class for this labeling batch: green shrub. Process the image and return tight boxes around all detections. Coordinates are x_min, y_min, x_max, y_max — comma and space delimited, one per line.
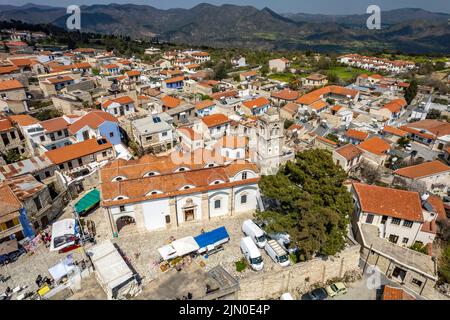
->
235, 258, 247, 272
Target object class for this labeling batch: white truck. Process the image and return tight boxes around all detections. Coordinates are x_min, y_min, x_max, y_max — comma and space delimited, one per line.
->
264, 239, 290, 267
242, 219, 267, 248
240, 237, 264, 271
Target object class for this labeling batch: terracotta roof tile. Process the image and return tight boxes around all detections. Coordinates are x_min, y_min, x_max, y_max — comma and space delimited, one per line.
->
382, 126, 408, 137
353, 183, 424, 222
242, 97, 270, 110
394, 160, 450, 179
382, 286, 415, 300
357, 137, 390, 156
9, 114, 39, 126
195, 99, 215, 110
0, 79, 24, 91
40, 117, 69, 133
335, 144, 363, 161
345, 129, 369, 141
102, 96, 134, 108
68, 111, 118, 134
45, 138, 113, 165
201, 113, 230, 128
271, 89, 299, 101
161, 95, 181, 108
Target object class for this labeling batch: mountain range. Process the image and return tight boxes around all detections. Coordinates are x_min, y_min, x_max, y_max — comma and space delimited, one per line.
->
1, 3, 450, 53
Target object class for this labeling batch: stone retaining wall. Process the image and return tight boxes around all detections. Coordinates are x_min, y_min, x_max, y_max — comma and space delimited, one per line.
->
236, 244, 361, 300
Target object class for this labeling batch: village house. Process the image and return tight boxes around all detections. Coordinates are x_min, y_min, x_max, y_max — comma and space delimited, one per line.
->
270, 89, 299, 106
195, 99, 216, 117
333, 144, 364, 172
193, 113, 231, 141
176, 127, 204, 152
280, 102, 299, 120
161, 75, 185, 92
239, 70, 258, 82
39, 75, 75, 97
191, 51, 210, 64
269, 58, 290, 73
393, 160, 450, 197
44, 137, 115, 172
131, 113, 174, 153
241, 97, 271, 116
0, 115, 27, 160
0, 79, 28, 113
0, 155, 56, 183
100, 154, 260, 236
302, 73, 328, 87
68, 110, 121, 146
101, 95, 136, 117
352, 183, 438, 298
101, 63, 120, 75
381, 125, 409, 144
231, 56, 246, 68
369, 98, 408, 125
313, 135, 337, 152
400, 120, 450, 152
295, 85, 359, 113
357, 136, 391, 166
344, 129, 369, 145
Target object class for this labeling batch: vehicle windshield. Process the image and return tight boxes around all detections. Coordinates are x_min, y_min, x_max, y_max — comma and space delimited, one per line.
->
250, 256, 263, 265
279, 254, 289, 263
331, 284, 338, 292
256, 234, 266, 243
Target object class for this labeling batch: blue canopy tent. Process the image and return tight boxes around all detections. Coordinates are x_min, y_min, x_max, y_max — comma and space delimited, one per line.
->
194, 226, 230, 254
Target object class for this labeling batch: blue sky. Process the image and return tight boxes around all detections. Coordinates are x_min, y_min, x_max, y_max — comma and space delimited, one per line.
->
1, 0, 450, 14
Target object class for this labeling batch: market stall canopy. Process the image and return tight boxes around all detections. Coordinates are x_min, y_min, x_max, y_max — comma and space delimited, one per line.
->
74, 189, 100, 215
0, 238, 18, 256
194, 226, 229, 252
48, 254, 75, 281
171, 236, 199, 256
87, 240, 135, 294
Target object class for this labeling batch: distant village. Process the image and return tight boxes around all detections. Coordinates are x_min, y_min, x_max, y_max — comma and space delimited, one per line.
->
0, 27, 449, 301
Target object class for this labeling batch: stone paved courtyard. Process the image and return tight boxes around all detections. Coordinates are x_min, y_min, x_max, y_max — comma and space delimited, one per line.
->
0, 192, 283, 298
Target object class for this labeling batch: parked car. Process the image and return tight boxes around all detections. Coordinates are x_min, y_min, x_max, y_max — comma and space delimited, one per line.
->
325, 282, 347, 297
405, 143, 412, 151
301, 288, 328, 300
240, 236, 264, 271
242, 219, 267, 248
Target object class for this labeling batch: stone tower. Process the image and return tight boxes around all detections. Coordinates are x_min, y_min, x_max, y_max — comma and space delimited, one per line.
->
253, 108, 285, 175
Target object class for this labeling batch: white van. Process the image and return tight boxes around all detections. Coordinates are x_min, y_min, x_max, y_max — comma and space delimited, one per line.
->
240, 237, 264, 271
264, 239, 290, 267
242, 219, 267, 248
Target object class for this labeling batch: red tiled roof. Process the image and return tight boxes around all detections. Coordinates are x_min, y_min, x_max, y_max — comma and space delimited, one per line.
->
357, 137, 390, 156
296, 85, 358, 105
0, 117, 13, 132
164, 76, 185, 84
382, 286, 415, 300
40, 117, 69, 133
0, 79, 24, 91
161, 95, 181, 108
45, 138, 112, 165
382, 98, 407, 113
102, 96, 134, 108
353, 183, 424, 222
68, 111, 118, 134
335, 144, 363, 161
211, 90, 238, 100
345, 129, 369, 141
0, 65, 20, 74
271, 89, 299, 101
126, 70, 141, 77
242, 97, 270, 110
316, 136, 337, 146
281, 102, 299, 115
102, 64, 119, 69
46, 75, 73, 84
394, 160, 450, 179
9, 114, 39, 126
427, 195, 447, 222
401, 120, 450, 138
201, 114, 230, 128
240, 70, 257, 78
382, 126, 408, 137
195, 99, 215, 110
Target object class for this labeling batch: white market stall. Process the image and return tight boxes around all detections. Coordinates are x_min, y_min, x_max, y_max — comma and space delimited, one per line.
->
157, 236, 200, 261
87, 240, 141, 300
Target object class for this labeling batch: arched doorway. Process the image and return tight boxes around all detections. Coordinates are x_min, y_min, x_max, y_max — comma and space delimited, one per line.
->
116, 216, 136, 234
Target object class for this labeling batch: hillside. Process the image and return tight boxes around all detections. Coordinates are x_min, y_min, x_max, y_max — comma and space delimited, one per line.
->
0, 3, 449, 53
